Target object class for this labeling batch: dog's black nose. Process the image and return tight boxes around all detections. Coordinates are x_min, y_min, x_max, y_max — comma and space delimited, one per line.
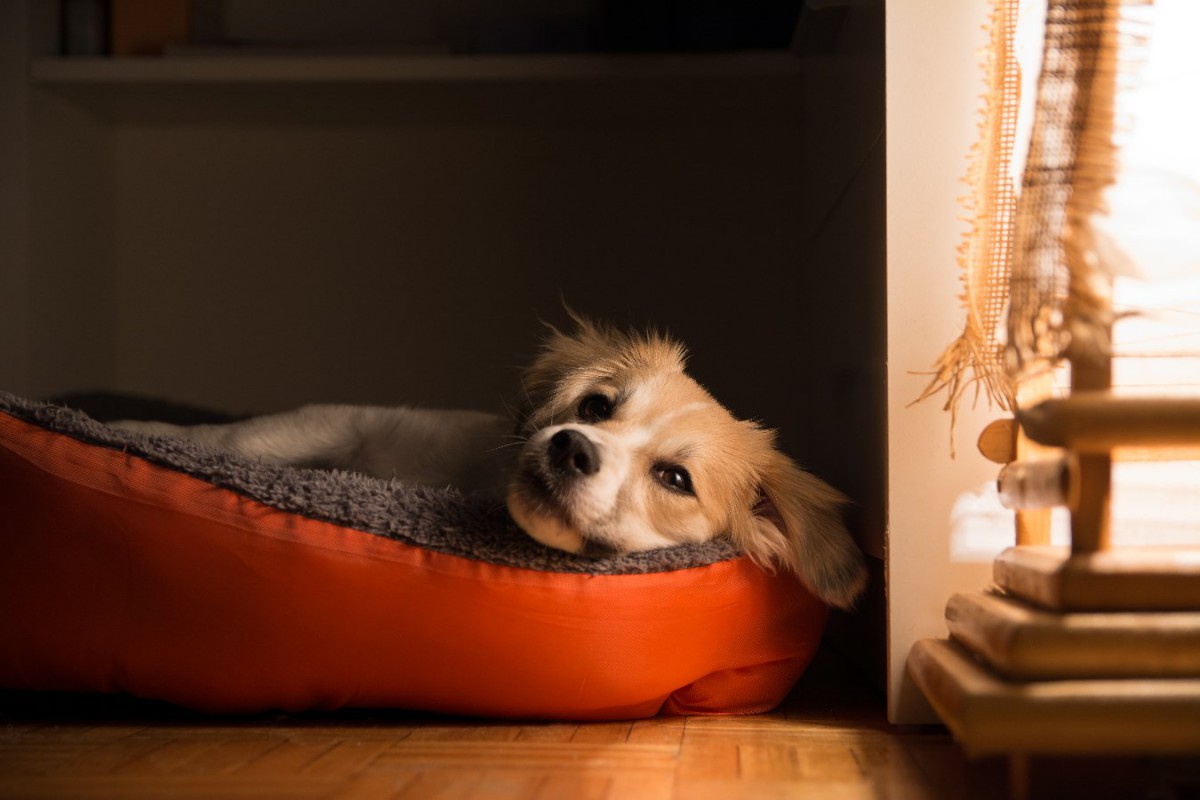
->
548, 429, 600, 476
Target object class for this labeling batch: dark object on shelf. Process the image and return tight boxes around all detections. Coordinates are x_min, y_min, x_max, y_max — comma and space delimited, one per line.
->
110, 0, 190, 57
602, 0, 804, 53
61, 0, 109, 56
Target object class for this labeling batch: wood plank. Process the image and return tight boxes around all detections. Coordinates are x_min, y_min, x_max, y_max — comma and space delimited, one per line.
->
532, 771, 611, 800
55, 734, 172, 775
375, 740, 678, 771
234, 738, 336, 775
0, 723, 145, 744
737, 742, 803, 780
734, 739, 864, 782
1019, 394, 1200, 453
569, 721, 633, 744
793, 742, 865, 781
514, 723, 579, 743
0, 775, 338, 799
111, 737, 222, 774
405, 723, 522, 742
169, 735, 287, 775
472, 769, 549, 800
994, 545, 1200, 611
606, 771, 675, 800
0, 742, 89, 775
391, 767, 554, 800
329, 772, 418, 800
301, 738, 395, 776
907, 638, 1200, 757
626, 717, 685, 748
240, 723, 416, 742
860, 732, 986, 800
670, 777, 876, 800
685, 715, 864, 742
946, 591, 1200, 679
674, 738, 739, 784
680, 713, 793, 734
393, 769, 484, 799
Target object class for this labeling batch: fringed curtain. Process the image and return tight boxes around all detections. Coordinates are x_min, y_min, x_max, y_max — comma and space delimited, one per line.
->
918, 0, 1021, 430
921, 0, 1150, 431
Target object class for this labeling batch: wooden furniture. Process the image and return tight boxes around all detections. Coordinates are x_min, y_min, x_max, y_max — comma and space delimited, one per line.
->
911, 393, 1200, 800
911, 386, 1200, 751
913, 346, 1200, 764
909, 311, 1200, 779
908, 1, 1200, 783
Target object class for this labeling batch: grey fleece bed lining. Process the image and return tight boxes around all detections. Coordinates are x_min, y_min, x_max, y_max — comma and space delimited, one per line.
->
1, 392, 740, 575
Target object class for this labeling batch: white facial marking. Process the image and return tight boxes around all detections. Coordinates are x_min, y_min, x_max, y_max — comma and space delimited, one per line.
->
611, 399, 711, 451
512, 358, 737, 557
526, 394, 719, 547
528, 423, 630, 525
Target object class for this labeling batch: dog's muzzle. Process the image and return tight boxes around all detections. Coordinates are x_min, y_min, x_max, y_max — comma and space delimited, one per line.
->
547, 429, 600, 477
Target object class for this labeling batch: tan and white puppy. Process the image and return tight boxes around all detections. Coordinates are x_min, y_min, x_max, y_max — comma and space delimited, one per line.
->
116, 320, 866, 608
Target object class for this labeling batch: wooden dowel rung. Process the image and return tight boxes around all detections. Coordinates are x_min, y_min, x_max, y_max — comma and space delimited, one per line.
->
1018, 393, 1200, 452
998, 457, 1073, 510
978, 418, 1017, 464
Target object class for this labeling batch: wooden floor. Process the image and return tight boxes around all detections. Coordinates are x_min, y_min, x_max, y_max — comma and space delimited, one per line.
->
0, 648, 1192, 799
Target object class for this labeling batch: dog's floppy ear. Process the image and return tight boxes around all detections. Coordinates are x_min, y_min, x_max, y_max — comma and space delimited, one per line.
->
731, 451, 867, 609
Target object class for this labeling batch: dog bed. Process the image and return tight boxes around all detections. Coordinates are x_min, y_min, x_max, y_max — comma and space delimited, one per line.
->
0, 391, 829, 719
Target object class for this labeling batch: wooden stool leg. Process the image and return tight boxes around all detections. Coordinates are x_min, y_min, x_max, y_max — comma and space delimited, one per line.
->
1071, 452, 1111, 553
1015, 371, 1056, 546
1069, 336, 1113, 555
1008, 753, 1030, 800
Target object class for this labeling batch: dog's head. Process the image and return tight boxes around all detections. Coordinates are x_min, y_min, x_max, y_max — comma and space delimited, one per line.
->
507, 319, 867, 609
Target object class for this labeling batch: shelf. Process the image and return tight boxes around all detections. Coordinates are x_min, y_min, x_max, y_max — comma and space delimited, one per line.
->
30, 52, 804, 85
26, 50, 837, 126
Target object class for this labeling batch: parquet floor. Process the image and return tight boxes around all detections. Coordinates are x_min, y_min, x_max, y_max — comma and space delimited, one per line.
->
1, 647, 1186, 800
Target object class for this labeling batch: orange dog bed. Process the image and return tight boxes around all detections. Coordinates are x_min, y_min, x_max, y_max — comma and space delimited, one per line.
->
0, 394, 828, 719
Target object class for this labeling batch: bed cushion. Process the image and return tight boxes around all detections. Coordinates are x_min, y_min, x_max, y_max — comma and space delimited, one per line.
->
0, 392, 828, 719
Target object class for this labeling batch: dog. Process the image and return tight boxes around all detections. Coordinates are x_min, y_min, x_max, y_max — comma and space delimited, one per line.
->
116, 319, 866, 608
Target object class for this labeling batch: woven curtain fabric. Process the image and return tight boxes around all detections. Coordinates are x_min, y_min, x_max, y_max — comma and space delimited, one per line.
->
924, 0, 1151, 427
1007, 0, 1147, 381
919, 0, 1021, 423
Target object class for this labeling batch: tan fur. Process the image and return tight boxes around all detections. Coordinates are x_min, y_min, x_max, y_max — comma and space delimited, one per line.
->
117, 316, 867, 609
510, 318, 867, 609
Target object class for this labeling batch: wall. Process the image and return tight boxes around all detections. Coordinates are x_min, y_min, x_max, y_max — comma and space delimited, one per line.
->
89, 79, 830, 433
0, 2, 32, 394
17, 61, 886, 512
885, 0, 1011, 722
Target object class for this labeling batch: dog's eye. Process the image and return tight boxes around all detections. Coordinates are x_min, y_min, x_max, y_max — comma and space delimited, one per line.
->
577, 394, 613, 422
654, 465, 694, 495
